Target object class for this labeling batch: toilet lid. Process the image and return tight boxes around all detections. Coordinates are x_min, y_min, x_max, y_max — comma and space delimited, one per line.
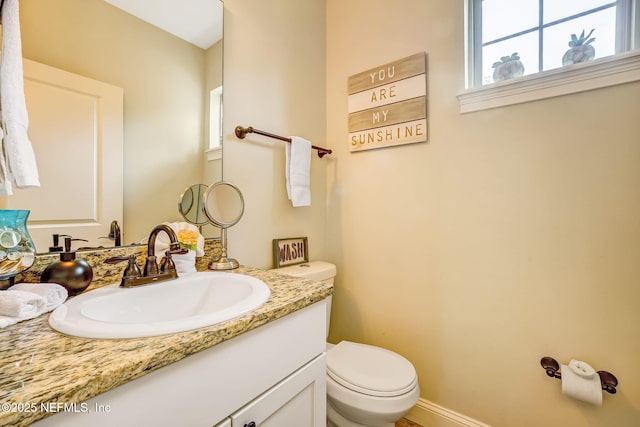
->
327, 341, 417, 397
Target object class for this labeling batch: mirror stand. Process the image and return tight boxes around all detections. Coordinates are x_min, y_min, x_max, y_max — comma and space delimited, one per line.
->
202, 181, 245, 270
208, 228, 238, 270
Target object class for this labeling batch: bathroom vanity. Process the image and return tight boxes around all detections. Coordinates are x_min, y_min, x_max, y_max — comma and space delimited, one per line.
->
0, 267, 332, 427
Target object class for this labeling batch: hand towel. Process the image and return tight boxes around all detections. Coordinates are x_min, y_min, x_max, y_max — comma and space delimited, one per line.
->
0, 126, 12, 195
0, 0, 40, 195
154, 222, 205, 274
0, 288, 46, 318
285, 136, 311, 207
10, 282, 68, 311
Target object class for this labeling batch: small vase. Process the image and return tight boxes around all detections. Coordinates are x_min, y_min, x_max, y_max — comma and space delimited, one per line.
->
492, 60, 525, 82
0, 210, 36, 289
562, 45, 595, 65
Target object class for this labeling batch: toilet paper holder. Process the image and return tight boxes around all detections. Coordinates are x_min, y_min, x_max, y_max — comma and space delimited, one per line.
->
540, 356, 618, 394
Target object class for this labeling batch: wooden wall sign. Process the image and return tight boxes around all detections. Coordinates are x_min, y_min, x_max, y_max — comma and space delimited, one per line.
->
348, 52, 427, 152
272, 237, 308, 268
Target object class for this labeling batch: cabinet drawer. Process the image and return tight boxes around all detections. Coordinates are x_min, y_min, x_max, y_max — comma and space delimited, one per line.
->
230, 354, 326, 427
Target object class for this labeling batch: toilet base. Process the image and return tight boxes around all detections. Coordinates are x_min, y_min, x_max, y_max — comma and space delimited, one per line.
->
327, 399, 395, 427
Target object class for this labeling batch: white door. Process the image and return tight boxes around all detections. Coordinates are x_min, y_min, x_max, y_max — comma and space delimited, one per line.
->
0, 58, 123, 252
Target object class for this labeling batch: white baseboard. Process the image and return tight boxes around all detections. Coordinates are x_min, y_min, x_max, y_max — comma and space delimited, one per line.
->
405, 398, 491, 427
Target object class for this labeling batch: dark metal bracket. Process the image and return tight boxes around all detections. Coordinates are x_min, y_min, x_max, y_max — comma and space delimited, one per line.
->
540, 356, 618, 394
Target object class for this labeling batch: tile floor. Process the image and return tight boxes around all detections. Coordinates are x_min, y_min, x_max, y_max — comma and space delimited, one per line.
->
396, 418, 423, 427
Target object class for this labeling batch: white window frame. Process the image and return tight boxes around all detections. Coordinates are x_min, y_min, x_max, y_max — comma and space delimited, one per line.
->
207, 85, 223, 161
458, 0, 640, 113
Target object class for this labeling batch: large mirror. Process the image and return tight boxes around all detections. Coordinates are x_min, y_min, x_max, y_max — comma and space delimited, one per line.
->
0, 0, 223, 252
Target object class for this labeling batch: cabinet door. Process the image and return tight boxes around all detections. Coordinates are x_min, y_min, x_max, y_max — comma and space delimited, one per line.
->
213, 418, 231, 427
231, 354, 326, 427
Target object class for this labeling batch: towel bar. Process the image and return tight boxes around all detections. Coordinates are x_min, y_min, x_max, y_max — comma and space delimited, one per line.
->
235, 126, 332, 158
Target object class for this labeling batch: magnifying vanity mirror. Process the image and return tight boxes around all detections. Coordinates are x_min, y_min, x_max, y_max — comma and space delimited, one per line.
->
203, 182, 245, 270
178, 184, 210, 228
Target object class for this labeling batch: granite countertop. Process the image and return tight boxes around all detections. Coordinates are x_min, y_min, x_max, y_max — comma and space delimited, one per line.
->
0, 266, 333, 427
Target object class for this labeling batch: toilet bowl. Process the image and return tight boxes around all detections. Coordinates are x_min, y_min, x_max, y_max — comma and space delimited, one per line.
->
271, 262, 420, 427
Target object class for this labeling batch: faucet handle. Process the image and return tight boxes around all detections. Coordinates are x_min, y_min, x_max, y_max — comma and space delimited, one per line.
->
105, 255, 142, 286
160, 253, 176, 273
159, 246, 188, 273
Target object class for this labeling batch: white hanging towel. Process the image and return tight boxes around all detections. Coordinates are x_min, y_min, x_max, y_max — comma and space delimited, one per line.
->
0, 0, 40, 195
285, 136, 311, 207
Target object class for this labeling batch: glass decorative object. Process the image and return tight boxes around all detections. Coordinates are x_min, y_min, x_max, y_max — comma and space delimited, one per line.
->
562, 29, 596, 66
492, 52, 525, 82
0, 210, 36, 290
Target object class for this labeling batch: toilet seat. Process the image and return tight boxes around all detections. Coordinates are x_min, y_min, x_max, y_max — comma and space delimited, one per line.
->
327, 341, 417, 397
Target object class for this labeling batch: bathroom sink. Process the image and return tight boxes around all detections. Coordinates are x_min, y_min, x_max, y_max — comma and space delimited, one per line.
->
49, 271, 271, 339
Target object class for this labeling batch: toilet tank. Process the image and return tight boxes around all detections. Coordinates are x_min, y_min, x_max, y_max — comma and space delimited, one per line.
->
271, 261, 336, 284
271, 261, 335, 338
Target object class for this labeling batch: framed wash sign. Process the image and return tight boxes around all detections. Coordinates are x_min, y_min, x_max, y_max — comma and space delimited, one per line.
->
273, 237, 308, 268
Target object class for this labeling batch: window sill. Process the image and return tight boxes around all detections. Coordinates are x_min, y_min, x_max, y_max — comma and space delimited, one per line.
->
457, 49, 640, 114
206, 147, 222, 162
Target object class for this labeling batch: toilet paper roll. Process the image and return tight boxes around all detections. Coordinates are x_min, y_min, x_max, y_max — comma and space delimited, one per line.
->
568, 359, 597, 378
561, 361, 602, 405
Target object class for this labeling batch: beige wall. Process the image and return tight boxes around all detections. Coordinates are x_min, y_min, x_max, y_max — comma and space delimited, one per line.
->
222, 0, 328, 268
20, 0, 215, 244
204, 39, 224, 186
325, 0, 640, 426
20, 0, 638, 424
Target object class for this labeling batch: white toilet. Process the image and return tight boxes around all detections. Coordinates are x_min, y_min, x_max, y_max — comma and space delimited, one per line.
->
272, 261, 420, 427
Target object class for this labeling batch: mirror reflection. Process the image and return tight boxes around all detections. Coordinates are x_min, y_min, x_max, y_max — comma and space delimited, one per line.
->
3, 0, 223, 252
178, 184, 209, 227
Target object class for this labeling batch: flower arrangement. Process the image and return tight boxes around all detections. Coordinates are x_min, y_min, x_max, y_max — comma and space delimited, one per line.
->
177, 229, 199, 251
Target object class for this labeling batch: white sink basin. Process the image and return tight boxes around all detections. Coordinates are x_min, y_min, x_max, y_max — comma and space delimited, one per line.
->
49, 271, 271, 339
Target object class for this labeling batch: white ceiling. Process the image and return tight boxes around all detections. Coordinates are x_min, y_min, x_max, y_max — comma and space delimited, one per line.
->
104, 0, 223, 50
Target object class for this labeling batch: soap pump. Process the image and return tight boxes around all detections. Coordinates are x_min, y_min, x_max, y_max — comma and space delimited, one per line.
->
41, 237, 93, 296
48, 233, 66, 252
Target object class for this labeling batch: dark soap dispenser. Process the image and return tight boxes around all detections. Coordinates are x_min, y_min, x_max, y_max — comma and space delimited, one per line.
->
49, 234, 64, 252
41, 237, 93, 296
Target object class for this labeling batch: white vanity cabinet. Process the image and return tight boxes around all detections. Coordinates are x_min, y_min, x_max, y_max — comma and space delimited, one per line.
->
34, 300, 327, 427
215, 353, 325, 426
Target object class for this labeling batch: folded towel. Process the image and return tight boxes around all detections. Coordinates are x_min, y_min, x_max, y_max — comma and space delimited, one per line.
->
154, 222, 205, 275
0, 289, 46, 318
285, 136, 311, 207
11, 282, 68, 311
0, 0, 40, 195
0, 314, 26, 328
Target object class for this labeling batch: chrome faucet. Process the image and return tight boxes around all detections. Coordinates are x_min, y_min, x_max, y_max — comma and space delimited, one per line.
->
105, 224, 187, 287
